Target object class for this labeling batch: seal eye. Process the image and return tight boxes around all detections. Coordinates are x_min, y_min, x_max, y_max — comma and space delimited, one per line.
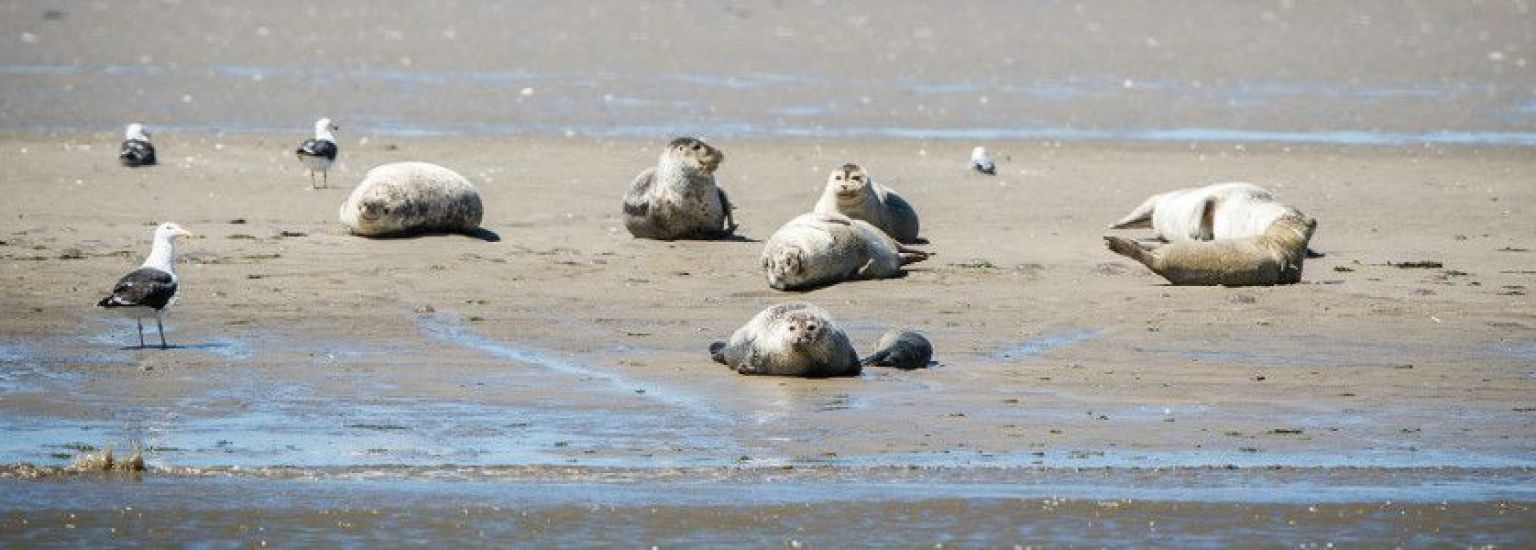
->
805, 324, 816, 332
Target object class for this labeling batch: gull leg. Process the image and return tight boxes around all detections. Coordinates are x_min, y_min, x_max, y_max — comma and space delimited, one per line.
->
156, 313, 168, 349
136, 317, 145, 348
321, 170, 328, 189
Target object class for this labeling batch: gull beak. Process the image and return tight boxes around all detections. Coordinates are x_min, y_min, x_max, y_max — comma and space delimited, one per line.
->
177, 228, 196, 238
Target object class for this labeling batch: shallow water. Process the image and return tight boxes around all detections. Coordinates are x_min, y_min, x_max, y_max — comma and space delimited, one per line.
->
1, 471, 1533, 546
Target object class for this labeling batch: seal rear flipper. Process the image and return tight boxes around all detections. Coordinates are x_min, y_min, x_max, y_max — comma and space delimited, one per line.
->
1104, 236, 1158, 269
895, 243, 931, 265
1110, 192, 1166, 229
859, 350, 892, 367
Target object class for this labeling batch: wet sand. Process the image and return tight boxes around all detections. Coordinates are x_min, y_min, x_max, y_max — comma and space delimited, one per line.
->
3, 0, 1536, 545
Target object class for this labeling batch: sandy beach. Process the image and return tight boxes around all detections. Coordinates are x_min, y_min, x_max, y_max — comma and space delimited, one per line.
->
2, 0, 1534, 545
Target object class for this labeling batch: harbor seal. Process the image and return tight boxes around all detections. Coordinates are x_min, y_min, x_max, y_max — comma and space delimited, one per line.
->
339, 161, 484, 237
622, 137, 738, 240
708, 302, 861, 377
813, 163, 922, 243
761, 212, 931, 291
1104, 206, 1317, 286
1109, 182, 1303, 243
860, 329, 933, 369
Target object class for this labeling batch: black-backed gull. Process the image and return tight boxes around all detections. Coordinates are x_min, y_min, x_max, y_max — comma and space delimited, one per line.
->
97, 222, 194, 349
970, 146, 996, 175
296, 117, 339, 188
119, 123, 156, 167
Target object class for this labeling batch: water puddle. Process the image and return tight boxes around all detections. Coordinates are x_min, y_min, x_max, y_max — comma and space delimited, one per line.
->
992, 329, 1105, 360
413, 313, 730, 423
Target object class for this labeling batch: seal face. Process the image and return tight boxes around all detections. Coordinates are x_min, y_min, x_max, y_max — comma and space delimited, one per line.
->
813, 163, 922, 244
861, 329, 933, 369
708, 302, 861, 377
1104, 213, 1317, 286
622, 137, 737, 240
760, 212, 930, 291
339, 162, 484, 237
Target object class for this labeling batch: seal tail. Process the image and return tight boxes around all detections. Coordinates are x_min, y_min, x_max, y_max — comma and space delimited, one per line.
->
709, 341, 728, 364
1104, 236, 1157, 269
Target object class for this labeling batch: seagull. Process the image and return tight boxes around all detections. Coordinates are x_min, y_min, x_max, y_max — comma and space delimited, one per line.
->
97, 222, 194, 349
119, 123, 156, 167
970, 146, 996, 175
296, 117, 339, 188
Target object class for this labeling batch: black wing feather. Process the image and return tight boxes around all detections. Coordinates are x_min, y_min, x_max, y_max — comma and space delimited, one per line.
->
97, 267, 176, 310
119, 139, 156, 167
296, 139, 338, 160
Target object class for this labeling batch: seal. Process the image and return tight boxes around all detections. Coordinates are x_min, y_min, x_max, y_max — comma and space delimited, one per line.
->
761, 212, 931, 291
1109, 182, 1303, 243
622, 137, 737, 240
708, 302, 861, 377
339, 161, 484, 237
860, 329, 933, 369
1104, 205, 1317, 286
813, 163, 921, 243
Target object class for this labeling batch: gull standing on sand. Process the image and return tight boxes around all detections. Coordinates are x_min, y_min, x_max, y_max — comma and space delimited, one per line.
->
119, 123, 156, 167
97, 222, 194, 349
296, 117, 340, 188
970, 146, 996, 175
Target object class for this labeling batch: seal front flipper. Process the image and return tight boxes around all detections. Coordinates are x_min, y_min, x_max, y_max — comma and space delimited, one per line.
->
1197, 197, 1218, 241
716, 187, 739, 235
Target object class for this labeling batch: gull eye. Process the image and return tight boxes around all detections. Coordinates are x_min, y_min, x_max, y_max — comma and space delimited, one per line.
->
834, 175, 842, 180
788, 326, 797, 331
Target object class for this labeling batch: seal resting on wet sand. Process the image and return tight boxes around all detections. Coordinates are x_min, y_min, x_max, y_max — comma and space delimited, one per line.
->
339, 161, 484, 237
1110, 182, 1305, 243
1104, 206, 1317, 286
813, 163, 921, 243
761, 212, 930, 291
860, 329, 933, 369
709, 302, 860, 377
622, 137, 738, 240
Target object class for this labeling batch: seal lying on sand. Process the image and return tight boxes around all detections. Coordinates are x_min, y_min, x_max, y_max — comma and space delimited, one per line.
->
1110, 182, 1303, 243
860, 329, 933, 369
1104, 205, 1317, 286
709, 302, 860, 377
339, 162, 484, 237
761, 212, 930, 291
622, 137, 737, 240
813, 163, 921, 243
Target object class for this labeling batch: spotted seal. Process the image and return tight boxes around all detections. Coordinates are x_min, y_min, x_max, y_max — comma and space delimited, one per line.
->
761, 212, 930, 291
708, 302, 861, 377
1104, 207, 1317, 286
339, 161, 484, 237
860, 329, 933, 369
622, 137, 737, 240
813, 163, 921, 243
